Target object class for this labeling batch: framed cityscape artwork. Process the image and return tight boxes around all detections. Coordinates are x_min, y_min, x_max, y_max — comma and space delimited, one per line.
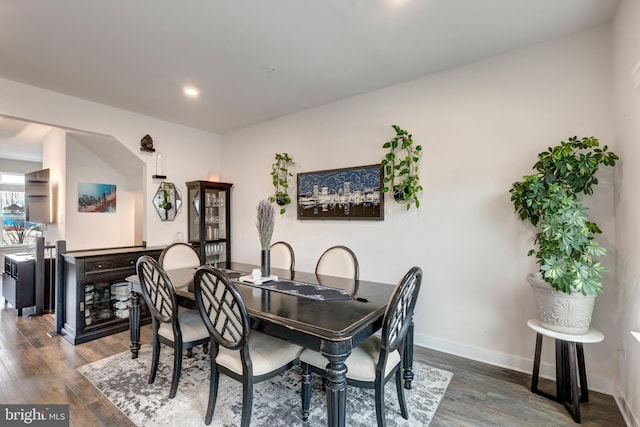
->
297, 164, 384, 220
78, 182, 117, 213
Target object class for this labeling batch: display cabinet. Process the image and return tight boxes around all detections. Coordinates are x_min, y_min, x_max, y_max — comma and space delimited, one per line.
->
186, 181, 233, 266
60, 246, 163, 345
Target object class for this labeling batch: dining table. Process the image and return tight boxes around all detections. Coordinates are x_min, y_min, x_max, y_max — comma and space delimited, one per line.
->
127, 262, 415, 427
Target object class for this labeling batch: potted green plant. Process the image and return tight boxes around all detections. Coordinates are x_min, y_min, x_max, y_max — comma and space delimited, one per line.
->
380, 125, 423, 210
157, 183, 172, 211
509, 136, 618, 334
269, 153, 294, 214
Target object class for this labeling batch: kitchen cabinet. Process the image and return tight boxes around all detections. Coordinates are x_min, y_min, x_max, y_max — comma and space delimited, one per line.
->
2, 253, 35, 316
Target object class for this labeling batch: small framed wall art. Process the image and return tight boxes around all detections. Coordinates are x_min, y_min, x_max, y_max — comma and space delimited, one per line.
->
78, 183, 117, 213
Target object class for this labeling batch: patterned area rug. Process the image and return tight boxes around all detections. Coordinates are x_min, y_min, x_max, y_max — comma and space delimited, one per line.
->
78, 345, 452, 427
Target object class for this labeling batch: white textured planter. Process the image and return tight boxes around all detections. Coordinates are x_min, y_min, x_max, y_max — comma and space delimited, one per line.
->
527, 273, 596, 335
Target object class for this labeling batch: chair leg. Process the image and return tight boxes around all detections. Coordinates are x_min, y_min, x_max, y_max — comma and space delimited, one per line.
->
149, 332, 160, 384
169, 341, 183, 399
375, 375, 387, 427
301, 363, 312, 422
187, 347, 194, 358
205, 358, 219, 425
395, 367, 408, 419
241, 376, 253, 427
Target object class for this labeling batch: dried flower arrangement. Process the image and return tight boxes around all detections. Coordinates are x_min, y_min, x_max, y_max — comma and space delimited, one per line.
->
256, 199, 275, 251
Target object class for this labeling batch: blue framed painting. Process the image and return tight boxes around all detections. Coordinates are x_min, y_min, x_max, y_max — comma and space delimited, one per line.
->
78, 183, 117, 213
297, 164, 383, 220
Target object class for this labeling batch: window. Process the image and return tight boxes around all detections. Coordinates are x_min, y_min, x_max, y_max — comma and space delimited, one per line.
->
0, 174, 42, 246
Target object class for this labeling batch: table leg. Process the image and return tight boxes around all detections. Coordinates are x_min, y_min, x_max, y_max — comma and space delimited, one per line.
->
129, 289, 141, 359
324, 352, 349, 427
403, 319, 415, 389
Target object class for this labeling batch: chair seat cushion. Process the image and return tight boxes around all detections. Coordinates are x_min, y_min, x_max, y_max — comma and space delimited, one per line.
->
216, 331, 302, 376
299, 335, 400, 382
158, 307, 209, 343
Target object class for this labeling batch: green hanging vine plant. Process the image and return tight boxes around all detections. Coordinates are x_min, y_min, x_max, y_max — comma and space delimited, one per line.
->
268, 152, 294, 214
380, 125, 423, 210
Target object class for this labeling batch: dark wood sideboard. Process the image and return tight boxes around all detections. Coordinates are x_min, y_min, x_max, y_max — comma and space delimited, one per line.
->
59, 245, 163, 345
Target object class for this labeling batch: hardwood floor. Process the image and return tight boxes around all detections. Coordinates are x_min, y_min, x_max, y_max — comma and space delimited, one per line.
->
0, 304, 626, 426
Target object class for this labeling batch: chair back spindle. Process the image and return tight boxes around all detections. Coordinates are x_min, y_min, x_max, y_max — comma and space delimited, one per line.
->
137, 255, 178, 323
194, 265, 250, 351
382, 266, 422, 353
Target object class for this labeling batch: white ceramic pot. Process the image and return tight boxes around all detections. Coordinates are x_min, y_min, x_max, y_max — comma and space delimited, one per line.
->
527, 273, 596, 335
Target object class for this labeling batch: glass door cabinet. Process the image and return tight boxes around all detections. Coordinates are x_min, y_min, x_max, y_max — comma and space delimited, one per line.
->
186, 181, 233, 266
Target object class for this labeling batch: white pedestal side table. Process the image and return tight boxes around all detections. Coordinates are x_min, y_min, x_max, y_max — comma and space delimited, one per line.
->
527, 318, 604, 424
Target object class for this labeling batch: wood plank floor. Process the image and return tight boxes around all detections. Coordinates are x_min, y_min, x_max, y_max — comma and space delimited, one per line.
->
0, 304, 626, 426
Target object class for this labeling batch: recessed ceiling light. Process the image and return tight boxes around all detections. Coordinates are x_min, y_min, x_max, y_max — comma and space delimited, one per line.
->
183, 86, 200, 97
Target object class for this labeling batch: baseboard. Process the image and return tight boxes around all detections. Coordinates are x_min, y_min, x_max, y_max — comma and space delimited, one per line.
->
614, 385, 639, 427
414, 332, 615, 395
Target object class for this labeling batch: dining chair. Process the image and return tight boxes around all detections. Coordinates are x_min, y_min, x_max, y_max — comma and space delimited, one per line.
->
315, 245, 359, 295
159, 242, 201, 270
269, 241, 295, 273
193, 265, 303, 426
135, 255, 210, 398
300, 266, 423, 427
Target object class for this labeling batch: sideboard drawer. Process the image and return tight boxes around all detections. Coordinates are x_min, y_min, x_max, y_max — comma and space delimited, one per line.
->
84, 257, 137, 274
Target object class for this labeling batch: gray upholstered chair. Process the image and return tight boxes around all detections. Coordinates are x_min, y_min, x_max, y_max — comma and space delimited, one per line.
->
135, 255, 210, 398
194, 265, 303, 426
300, 266, 422, 427
159, 242, 201, 270
269, 241, 295, 273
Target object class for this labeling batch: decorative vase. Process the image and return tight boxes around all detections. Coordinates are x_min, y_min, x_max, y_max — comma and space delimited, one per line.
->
261, 249, 270, 277
527, 273, 596, 335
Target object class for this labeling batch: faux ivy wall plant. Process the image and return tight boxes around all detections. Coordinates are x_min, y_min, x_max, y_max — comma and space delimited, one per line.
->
269, 152, 294, 214
380, 125, 423, 210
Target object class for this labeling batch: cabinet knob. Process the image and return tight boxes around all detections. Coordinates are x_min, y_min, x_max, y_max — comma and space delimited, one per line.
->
97, 264, 102, 269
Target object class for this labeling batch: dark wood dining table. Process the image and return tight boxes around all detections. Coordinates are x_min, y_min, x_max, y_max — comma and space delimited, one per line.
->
127, 262, 415, 427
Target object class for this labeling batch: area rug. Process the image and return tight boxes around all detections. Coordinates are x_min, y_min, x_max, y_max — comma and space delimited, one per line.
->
78, 345, 452, 426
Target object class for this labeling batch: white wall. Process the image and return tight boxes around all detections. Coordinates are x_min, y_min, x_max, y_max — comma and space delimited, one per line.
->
64, 134, 136, 248
612, 0, 640, 425
221, 26, 619, 393
42, 128, 66, 244
0, 77, 222, 250
0, 158, 41, 175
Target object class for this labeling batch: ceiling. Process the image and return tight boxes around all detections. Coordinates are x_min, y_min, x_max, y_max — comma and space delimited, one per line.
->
0, 0, 620, 161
